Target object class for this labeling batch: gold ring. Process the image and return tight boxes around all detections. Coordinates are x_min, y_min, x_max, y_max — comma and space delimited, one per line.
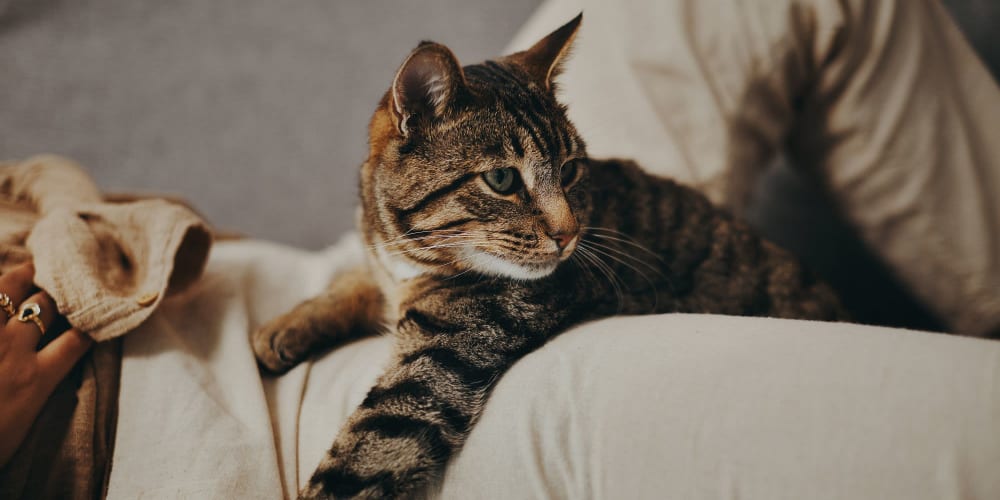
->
0, 293, 15, 320
17, 302, 45, 335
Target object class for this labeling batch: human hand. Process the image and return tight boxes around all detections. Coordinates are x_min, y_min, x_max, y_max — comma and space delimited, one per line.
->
0, 263, 93, 468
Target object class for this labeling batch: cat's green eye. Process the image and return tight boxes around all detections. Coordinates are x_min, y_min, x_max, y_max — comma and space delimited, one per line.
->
483, 167, 521, 195
560, 160, 580, 188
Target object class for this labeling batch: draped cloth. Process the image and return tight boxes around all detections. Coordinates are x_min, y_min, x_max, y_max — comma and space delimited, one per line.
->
0, 155, 212, 500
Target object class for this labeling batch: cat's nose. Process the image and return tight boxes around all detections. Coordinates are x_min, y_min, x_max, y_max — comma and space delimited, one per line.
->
547, 230, 576, 251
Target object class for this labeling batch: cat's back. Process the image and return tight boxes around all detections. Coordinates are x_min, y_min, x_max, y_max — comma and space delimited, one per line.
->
582, 157, 848, 321
584, 157, 718, 230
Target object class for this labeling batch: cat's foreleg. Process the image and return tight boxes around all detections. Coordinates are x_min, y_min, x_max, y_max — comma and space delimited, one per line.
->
253, 265, 384, 374
297, 304, 548, 500
298, 349, 492, 500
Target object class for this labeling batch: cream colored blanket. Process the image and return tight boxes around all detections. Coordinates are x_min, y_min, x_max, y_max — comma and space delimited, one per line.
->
108, 236, 1000, 499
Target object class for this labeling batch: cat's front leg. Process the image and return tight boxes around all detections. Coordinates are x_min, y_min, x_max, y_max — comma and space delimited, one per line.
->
299, 340, 505, 499
299, 275, 556, 499
253, 265, 384, 374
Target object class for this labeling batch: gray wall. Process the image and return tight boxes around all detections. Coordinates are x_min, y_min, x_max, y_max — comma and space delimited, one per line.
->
0, 0, 541, 248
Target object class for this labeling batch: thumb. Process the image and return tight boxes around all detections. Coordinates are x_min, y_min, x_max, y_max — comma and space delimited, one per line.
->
36, 328, 94, 393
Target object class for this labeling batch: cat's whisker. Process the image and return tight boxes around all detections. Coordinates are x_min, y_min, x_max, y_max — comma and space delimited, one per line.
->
588, 248, 626, 310
583, 230, 666, 266
384, 239, 495, 259
386, 227, 460, 242
421, 254, 464, 274
369, 229, 470, 249
382, 241, 475, 253
574, 245, 624, 313
583, 227, 667, 264
408, 250, 480, 282
579, 242, 648, 292
443, 257, 478, 281
583, 229, 676, 294
370, 236, 442, 251
384, 241, 491, 258
569, 251, 600, 288
581, 238, 664, 276
379, 227, 480, 243
585, 249, 626, 314
579, 241, 660, 311
370, 231, 486, 251
580, 242, 656, 286
372, 236, 462, 251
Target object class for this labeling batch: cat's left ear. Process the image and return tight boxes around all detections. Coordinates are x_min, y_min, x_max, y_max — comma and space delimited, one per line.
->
508, 13, 582, 91
391, 41, 467, 136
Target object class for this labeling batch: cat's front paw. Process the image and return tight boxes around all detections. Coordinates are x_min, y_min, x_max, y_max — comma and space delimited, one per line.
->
298, 431, 441, 500
297, 461, 408, 500
252, 314, 315, 374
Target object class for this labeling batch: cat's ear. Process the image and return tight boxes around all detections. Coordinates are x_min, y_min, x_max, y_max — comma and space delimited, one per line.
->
508, 13, 582, 91
391, 41, 466, 136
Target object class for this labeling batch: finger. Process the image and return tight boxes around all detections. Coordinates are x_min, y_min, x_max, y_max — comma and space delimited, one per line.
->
5, 290, 59, 352
0, 262, 36, 322
36, 328, 93, 393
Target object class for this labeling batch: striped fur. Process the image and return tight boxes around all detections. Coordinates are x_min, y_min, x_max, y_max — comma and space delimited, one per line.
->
253, 14, 846, 499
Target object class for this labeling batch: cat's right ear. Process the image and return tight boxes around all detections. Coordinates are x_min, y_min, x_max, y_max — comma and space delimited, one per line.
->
390, 42, 466, 136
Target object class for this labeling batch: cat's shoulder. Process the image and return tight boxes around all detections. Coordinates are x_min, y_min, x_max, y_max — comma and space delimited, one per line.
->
585, 157, 685, 190
586, 157, 665, 181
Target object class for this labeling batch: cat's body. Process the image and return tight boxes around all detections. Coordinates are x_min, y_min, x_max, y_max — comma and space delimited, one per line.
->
254, 15, 846, 499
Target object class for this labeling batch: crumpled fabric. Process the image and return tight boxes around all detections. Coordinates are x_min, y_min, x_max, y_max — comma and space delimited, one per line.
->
0, 154, 212, 341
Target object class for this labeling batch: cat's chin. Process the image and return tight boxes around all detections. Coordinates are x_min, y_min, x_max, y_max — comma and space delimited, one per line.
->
461, 249, 559, 281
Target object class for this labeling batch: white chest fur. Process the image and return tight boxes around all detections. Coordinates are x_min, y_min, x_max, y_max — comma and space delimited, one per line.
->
369, 242, 425, 325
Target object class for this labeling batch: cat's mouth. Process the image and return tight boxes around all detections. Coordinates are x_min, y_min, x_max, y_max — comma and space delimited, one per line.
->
460, 243, 573, 281
558, 235, 580, 260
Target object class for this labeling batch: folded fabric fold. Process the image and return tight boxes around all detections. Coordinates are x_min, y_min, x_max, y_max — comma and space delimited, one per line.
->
0, 154, 213, 341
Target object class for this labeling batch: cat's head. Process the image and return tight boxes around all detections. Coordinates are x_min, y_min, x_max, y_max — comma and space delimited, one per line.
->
361, 14, 589, 281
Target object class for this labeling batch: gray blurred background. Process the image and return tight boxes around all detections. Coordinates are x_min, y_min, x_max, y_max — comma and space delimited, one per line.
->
1, 0, 996, 251
0, 0, 540, 248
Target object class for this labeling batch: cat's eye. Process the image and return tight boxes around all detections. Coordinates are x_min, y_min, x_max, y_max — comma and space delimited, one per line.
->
483, 167, 522, 195
560, 160, 580, 188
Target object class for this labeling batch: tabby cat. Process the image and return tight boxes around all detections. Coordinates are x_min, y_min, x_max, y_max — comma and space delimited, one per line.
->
253, 14, 846, 499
